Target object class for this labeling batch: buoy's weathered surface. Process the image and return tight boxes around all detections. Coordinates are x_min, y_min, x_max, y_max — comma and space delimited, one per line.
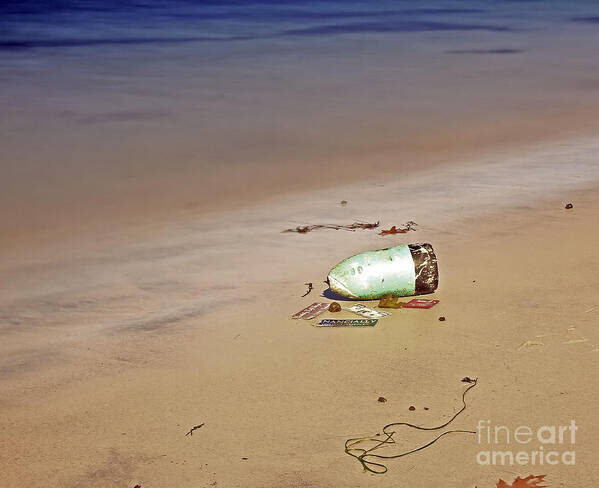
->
327, 243, 438, 300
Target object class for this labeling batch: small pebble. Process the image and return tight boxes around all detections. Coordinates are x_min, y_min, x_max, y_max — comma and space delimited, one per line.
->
329, 302, 341, 313
438, 316, 446, 322
424, 407, 429, 411
340, 200, 348, 206
565, 203, 573, 209
409, 405, 416, 411
377, 396, 387, 403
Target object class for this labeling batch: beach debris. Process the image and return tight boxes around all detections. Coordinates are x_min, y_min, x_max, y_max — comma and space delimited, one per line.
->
185, 423, 205, 436
301, 282, 313, 297
408, 406, 416, 411
292, 302, 330, 320
328, 244, 438, 299
329, 302, 342, 312
283, 221, 379, 234
379, 221, 418, 235
438, 316, 446, 322
241, 457, 248, 460
378, 396, 387, 403
496, 475, 547, 488
404, 298, 439, 309
461, 377, 476, 384
345, 377, 478, 474
378, 294, 405, 309
518, 340, 544, 350
317, 318, 378, 327
565, 203, 573, 209
346, 303, 390, 319
340, 200, 348, 206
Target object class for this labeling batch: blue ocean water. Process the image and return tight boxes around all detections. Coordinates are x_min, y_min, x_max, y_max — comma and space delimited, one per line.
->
2, 0, 599, 50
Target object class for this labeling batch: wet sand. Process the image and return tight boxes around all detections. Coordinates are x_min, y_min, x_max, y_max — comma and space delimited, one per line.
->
5, 19, 599, 250
1, 134, 598, 487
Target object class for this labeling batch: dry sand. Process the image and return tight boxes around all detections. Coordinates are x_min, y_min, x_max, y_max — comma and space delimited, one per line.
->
1, 135, 599, 487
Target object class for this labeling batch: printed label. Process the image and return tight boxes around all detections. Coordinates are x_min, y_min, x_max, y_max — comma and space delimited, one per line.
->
292, 302, 330, 319
317, 319, 378, 327
346, 303, 391, 319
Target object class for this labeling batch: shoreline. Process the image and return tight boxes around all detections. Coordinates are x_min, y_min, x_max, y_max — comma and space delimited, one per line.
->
3, 123, 599, 263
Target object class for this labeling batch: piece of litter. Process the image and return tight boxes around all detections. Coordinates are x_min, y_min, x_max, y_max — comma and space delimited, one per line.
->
346, 304, 390, 319
378, 294, 405, 309
328, 243, 438, 299
292, 302, 330, 320
317, 318, 378, 327
328, 302, 341, 312
404, 298, 439, 309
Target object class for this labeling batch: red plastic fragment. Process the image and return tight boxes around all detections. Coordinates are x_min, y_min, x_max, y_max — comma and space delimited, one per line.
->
404, 298, 439, 309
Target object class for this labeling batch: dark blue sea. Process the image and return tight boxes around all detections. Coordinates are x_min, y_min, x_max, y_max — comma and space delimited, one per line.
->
2, 0, 599, 51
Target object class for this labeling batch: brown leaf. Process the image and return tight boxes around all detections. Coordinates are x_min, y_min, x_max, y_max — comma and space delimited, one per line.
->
496, 475, 547, 488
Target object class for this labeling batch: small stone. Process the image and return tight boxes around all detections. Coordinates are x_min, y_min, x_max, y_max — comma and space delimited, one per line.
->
377, 396, 387, 403
329, 302, 341, 312
424, 407, 429, 410
565, 203, 573, 209
241, 457, 248, 460
340, 200, 348, 206
409, 405, 416, 411
438, 316, 446, 322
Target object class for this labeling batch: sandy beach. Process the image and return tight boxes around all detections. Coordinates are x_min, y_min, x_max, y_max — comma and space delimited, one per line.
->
2, 132, 599, 487
3, 2, 599, 486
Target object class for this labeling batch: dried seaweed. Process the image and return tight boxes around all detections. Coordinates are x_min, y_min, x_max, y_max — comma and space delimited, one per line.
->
283, 221, 380, 234
379, 221, 418, 235
345, 378, 478, 474
185, 423, 205, 436
301, 283, 313, 297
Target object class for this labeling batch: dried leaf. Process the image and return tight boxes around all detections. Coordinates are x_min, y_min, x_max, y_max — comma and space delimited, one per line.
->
496, 475, 547, 488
